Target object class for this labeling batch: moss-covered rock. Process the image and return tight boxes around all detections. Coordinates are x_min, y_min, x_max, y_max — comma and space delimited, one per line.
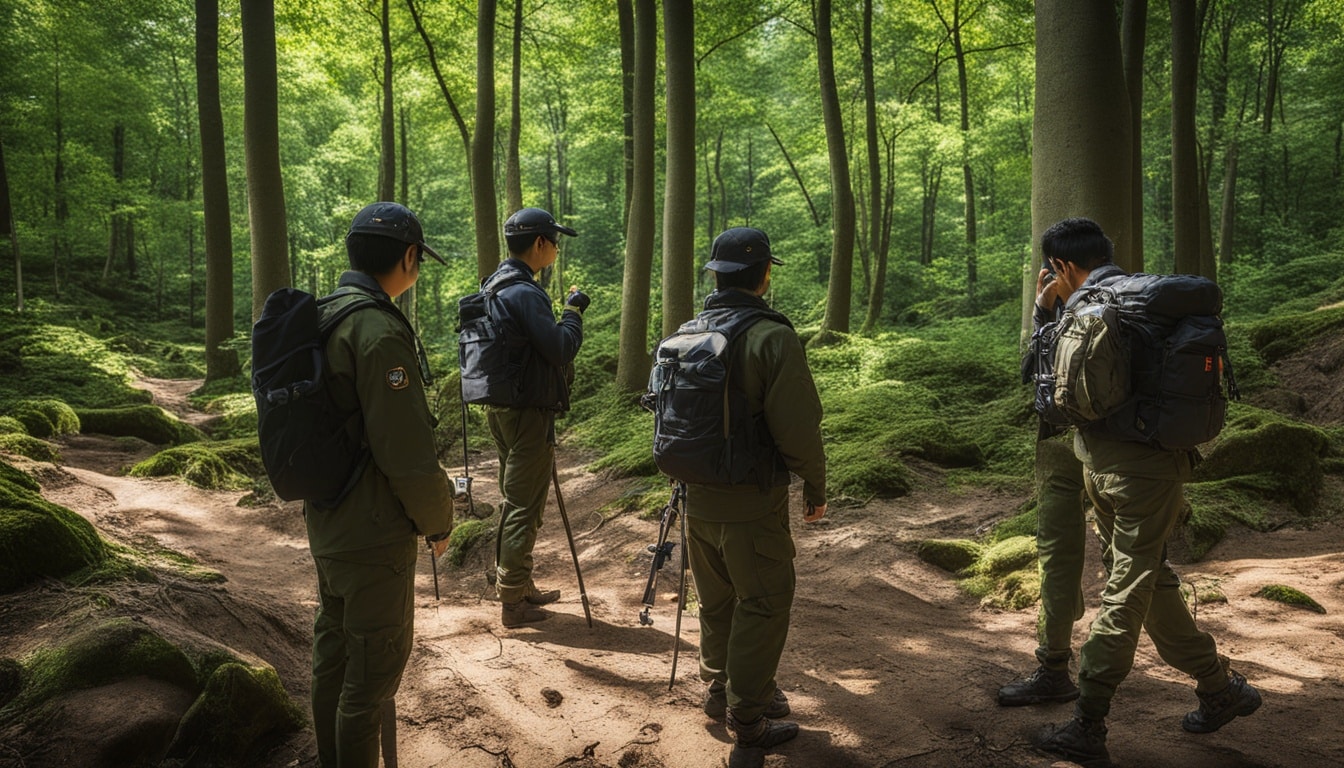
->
1194, 413, 1330, 514
446, 518, 494, 568
3, 618, 198, 716
10, 399, 80, 438
76, 405, 205, 445
0, 473, 106, 592
0, 433, 61, 462
827, 441, 913, 499
129, 439, 263, 490
916, 538, 982, 573
164, 662, 304, 764
1246, 304, 1344, 364
0, 457, 40, 493
977, 568, 1042, 610
0, 416, 26, 435
1255, 584, 1326, 613
978, 535, 1038, 576
566, 385, 656, 477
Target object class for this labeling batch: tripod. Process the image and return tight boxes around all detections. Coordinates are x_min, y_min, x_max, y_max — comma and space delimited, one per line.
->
639, 480, 688, 690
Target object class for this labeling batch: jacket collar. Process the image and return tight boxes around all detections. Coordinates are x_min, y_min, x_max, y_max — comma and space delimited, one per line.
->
1080, 263, 1127, 289
703, 288, 771, 312
337, 270, 391, 301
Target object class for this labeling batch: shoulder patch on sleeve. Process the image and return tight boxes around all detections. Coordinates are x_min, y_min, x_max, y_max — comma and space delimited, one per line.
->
385, 366, 409, 390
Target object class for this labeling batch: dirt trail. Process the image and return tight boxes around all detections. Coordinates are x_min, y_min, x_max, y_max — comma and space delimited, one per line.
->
5, 377, 1343, 768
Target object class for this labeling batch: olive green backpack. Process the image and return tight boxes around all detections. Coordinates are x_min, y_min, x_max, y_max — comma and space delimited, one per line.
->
1051, 287, 1130, 425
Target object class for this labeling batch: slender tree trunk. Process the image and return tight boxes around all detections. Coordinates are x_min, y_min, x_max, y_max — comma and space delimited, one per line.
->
198, 0, 238, 380
1218, 136, 1239, 264
1171, 0, 1201, 275
53, 39, 65, 298
1029, 0, 1132, 339
242, 0, 292, 321
618, 0, 635, 228
862, 0, 881, 310
703, 136, 715, 243
951, 10, 977, 297
714, 129, 727, 227
766, 123, 820, 227
814, 0, 856, 343
615, 0, 655, 391
863, 131, 896, 335
105, 124, 126, 280
505, 0, 523, 216
378, 0, 395, 202
1197, 144, 1216, 278
745, 135, 754, 225
1121, 0, 1147, 272
472, 0, 500, 280
400, 107, 409, 204
407, 0, 471, 159
661, 0, 695, 336
0, 134, 21, 312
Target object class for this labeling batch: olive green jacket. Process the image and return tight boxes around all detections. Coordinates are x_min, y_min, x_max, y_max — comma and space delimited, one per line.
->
686, 292, 827, 523
304, 271, 453, 556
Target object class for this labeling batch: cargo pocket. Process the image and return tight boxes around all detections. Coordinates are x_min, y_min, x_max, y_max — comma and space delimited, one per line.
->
749, 528, 796, 599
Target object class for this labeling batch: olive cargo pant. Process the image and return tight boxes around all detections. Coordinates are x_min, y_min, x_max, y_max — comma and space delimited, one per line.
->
1073, 435, 1227, 720
311, 538, 417, 768
687, 499, 796, 722
1034, 435, 1087, 670
488, 406, 554, 603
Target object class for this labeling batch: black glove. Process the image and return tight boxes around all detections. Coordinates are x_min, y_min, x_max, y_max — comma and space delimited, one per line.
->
565, 289, 591, 314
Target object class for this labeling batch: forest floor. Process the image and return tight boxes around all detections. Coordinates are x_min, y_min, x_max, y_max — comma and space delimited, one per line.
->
3, 375, 1343, 768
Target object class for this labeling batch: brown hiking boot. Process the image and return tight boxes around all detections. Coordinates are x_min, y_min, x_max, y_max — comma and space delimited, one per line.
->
524, 580, 561, 605
704, 681, 790, 719
998, 665, 1080, 706
1037, 716, 1110, 767
501, 600, 548, 627
1182, 670, 1262, 734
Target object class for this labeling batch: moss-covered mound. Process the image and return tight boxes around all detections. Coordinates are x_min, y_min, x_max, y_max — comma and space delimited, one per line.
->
1194, 410, 1330, 515
196, 392, 258, 440
0, 458, 40, 493
949, 535, 1041, 610
76, 405, 205, 445
0, 461, 106, 592
9, 398, 81, 438
129, 439, 263, 490
1255, 584, 1326, 614
0, 433, 61, 462
0, 416, 26, 435
916, 538, 982, 573
1246, 304, 1344, 364
566, 385, 656, 477
2, 618, 198, 717
446, 518, 494, 567
165, 662, 304, 763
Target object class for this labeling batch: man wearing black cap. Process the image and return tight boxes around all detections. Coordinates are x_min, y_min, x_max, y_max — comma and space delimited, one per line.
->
482, 207, 588, 627
308, 202, 454, 767
681, 227, 827, 767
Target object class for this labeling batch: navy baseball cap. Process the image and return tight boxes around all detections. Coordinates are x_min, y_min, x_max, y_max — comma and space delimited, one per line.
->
347, 202, 446, 265
704, 227, 784, 273
503, 207, 579, 238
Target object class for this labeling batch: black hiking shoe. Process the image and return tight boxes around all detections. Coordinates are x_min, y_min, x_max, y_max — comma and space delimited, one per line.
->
1182, 670, 1262, 734
524, 580, 561, 605
998, 665, 1080, 706
727, 709, 799, 750
1037, 716, 1110, 767
501, 600, 549, 627
704, 681, 791, 720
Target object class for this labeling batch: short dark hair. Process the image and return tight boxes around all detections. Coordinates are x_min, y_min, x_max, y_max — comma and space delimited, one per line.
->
1041, 217, 1114, 271
713, 259, 770, 292
505, 232, 552, 256
347, 232, 412, 274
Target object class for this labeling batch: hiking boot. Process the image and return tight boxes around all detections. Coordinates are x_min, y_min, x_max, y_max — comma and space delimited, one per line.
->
524, 580, 561, 605
1037, 716, 1110, 767
998, 665, 1080, 706
501, 600, 549, 627
726, 709, 798, 750
703, 682, 790, 719
1182, 670, 1262, 734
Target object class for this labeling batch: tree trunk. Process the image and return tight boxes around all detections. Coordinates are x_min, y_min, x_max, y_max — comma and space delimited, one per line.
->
1170, 0, 1201, 275
660, 0, 695, 337
1218, 136, 1239, 265
862, 0, 880, 310
1121, 0, 1147, 272
1197, 144, 1216, 278
950, 9, 977, 298
400, 107, 409, 204
407, 0, 471, 159
471, 0, 500, 280
0, 133, 21, 312
242, 0, 292, 322
378, 0, 395, 202
618, 0, 635, 228
53, 41, 65, 298
105, 124, 126, 280
813, 0, 856, 344
197, 0, 239, 380
614, 0, 655, 391
1029, 0, 1132, 339
862, 131, 896, 335
505, 0, 523, 217
766, 123, 820, 227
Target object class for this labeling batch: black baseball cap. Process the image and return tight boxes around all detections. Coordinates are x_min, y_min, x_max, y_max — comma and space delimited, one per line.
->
704, 227, 785, 273
503, 207, 579, 239
347, 202, 446, 265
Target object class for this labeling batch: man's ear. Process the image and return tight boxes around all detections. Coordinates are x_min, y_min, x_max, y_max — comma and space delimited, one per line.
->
402, 243, 418, 270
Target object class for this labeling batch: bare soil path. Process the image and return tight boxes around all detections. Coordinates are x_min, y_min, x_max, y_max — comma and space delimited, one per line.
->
4, 376, 1342, 768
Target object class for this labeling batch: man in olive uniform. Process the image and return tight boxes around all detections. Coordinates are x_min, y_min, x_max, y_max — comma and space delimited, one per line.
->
308, 202, 454, 767
997, 249, 1089, 707
684, 227, 827, 768
1034, 218, 1260, 766
487, 207, 588, 627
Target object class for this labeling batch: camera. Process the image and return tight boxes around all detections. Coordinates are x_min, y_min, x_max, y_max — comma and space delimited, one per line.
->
453, 476, 472, 501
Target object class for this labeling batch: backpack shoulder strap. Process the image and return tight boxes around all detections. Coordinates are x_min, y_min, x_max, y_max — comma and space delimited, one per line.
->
319, 287, 432, 383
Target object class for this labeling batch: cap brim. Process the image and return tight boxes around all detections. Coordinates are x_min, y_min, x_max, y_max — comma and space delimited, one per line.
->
554, 223, 578, 237
703, 256, 784, 272
420, 242, 447, 265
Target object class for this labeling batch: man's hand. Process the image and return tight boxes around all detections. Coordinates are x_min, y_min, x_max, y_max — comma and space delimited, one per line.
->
803, 501, 827, 523
1035, 267, 1060, 310
564, 285, 591, 314
427, 532, 450, 559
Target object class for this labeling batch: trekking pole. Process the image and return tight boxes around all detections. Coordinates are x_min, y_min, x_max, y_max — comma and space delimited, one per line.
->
551, 458, 593, 628
669, 481, 688, 691
381, 699, 398, 768
639, 481, 681, 626
425, 535, 444, 601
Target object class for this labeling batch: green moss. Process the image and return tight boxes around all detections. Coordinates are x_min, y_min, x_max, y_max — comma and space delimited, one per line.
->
0, 318, 155, 408
566, 385, 657, 477
196, 392, 259, 441
75, 405, 204, 445
979, 568, 1042, 610
827, 440, 913, 499
0, 433, 60, 462
1255, 584, 1326, 613
977, 535, 1038, 576
1195, 410, 1330, 514
3, 618, 198, 717
988, 506, 1037, 543
916, 539, 982, 573
9, 399, 80, 439
0, 457, 39, 493
0, 416, 26, 435
1246, 304, 1344, 364
0, 474, 106, 592
128, 439, 263, 490
445, 518, 494, 568
66, 543, 158, 586
164, 662, 304, 763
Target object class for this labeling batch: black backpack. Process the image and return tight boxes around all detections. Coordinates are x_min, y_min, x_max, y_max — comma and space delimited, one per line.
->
644, 306, 791, 489
458, 269, 568, 409
251, 286, 416, 506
